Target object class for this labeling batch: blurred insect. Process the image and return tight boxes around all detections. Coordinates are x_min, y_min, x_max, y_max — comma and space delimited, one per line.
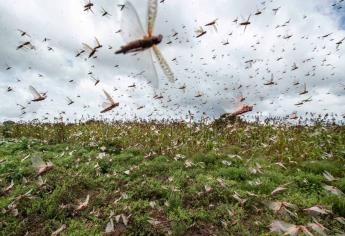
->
240, 15, 251, 32
83, 37, 102, 58
268, 201, 297, 216
289, 112, 298, 119
303, 205, 331, 216
308, 218, 329, 236
31, 156, 53, 176
195, 26, 207, 38
222, 39, 230, 45
101, 7, 111, 16
336, 37, 345, 49
323, 171, 338, 182
66, 97, 74, 105
104, 218, 115, 235
269, 220, 313, 235
29, 86, 47, 102
302, 96, 312, 103
323, 184, 344, 196
17, 104, 26, 110
264, 74, 275, 85
231, 104, 253, 116
272, 7, 281, 15
75, 49, 85, 57
5, 64, 12, 70
115, 0, 175, 88
118, 4, 125, 11
16, 41, 34, 50
75, 194, 90, 211
255, 8, 263, 16
205, 19, 218, 32
271, 183, 291, 195
90, 76, 100, 86
101, 90, 119, 113
299, 83, 308, 95
17, 29, 31, 37
84, 0, 94, 13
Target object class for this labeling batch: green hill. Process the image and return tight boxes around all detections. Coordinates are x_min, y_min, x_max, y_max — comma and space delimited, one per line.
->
0, 122, 344, 235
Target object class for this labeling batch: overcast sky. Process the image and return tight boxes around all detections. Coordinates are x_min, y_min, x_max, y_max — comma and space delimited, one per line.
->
0, 0, 344, 122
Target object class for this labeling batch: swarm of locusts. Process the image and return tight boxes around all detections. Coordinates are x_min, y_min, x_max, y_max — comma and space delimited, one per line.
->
0, 117, 345, 235
1, 0, 345, 235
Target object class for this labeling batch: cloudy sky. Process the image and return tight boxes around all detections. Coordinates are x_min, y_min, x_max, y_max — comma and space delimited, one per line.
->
0, 0, 344, 122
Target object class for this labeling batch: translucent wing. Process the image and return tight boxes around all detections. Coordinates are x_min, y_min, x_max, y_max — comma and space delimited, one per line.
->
103, 90, 114, 104
29, 86, 40, 99
152, 45, 175, 83
147, 0, 158, 36
308, 222, 327, 236
105, 219, 114, 233
120, 1, 146, 43
82, 43, 93, 51
95, 37, 100, 46
31, 156, 45, 169
195, 27, 204, 34
213, 24, 218, 32
132, 49, 159, 89
270, 220, 293, 233
102, 102, 112, 109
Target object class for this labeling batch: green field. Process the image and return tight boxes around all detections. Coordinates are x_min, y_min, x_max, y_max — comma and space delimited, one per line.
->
0, 121, 345, 235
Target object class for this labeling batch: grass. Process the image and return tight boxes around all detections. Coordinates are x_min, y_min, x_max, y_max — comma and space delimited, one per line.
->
0, 120, 344, 235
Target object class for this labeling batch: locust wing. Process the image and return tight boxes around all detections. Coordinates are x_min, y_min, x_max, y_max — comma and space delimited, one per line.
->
195, 26, 205, 34
141, 49, 159, 88
120, 1, 159, 89
147, 0, 158, 36
105, 219, 115, 233
82, 43, 93, 52
102, 101, 112, 109
29, 86, 41, 99
269, 220, 293, 234
95, 37, 101, 47
120, 1, 146, 43
152, 45, 175, 83
103, 89, 115, 106
129, 50, 159, 89
213, 24, 218, 32
31, 156, 46, 169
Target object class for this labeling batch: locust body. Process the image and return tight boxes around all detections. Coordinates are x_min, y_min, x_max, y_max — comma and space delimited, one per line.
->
115, 35, 162, 54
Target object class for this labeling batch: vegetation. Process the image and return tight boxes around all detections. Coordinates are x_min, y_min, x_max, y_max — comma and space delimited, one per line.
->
0, 120, 344, 235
